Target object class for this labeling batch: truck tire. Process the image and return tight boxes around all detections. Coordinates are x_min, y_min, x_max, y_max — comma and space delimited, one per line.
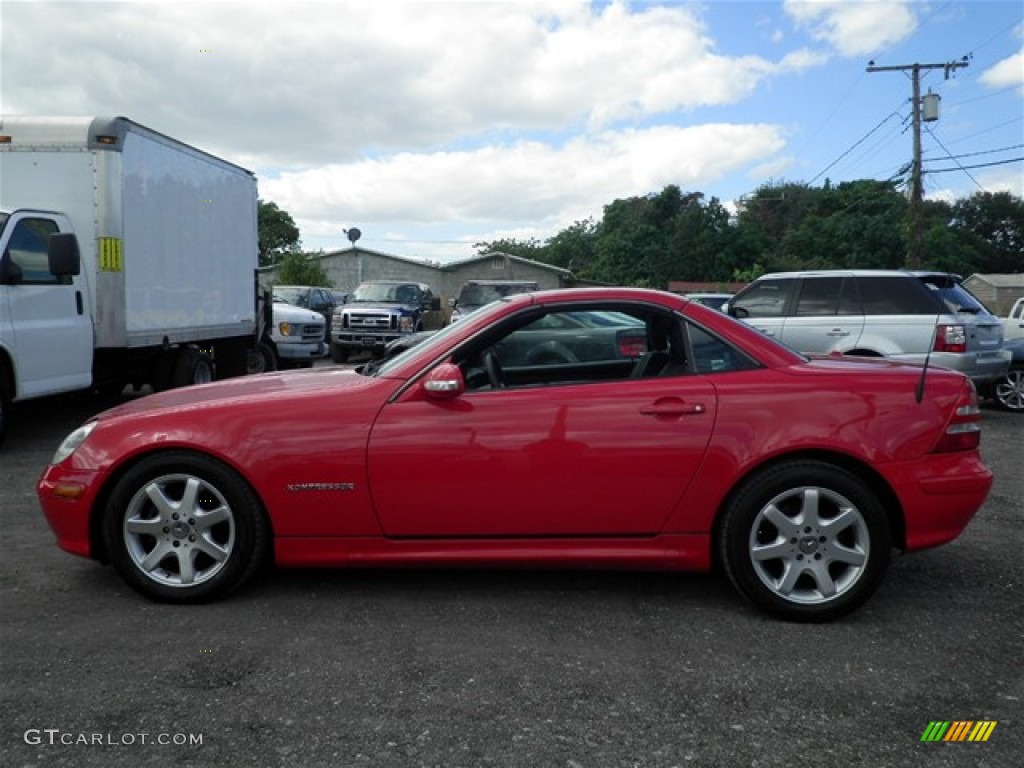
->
172, 348, 215, 388
247, 342, 277, 374
330, 343, 349, 364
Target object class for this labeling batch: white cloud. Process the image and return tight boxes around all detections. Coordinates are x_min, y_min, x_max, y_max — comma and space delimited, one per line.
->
783, 0, 916, 57
262, 122, 787, 239
979, 51, 1024, 92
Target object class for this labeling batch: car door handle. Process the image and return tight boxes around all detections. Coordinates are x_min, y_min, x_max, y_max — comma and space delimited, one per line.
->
640, 401, 706, 417
826, 328, 851, 336
755, 327, 775, 336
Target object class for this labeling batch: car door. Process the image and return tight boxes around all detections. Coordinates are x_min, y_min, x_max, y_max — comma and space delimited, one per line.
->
1, 215, 93, 399
779, 275, 864, 354
365, 308, 717, 537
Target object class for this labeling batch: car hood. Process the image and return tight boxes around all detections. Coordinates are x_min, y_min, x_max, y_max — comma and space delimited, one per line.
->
92, 368, 376, 423
272, 303, 324, 323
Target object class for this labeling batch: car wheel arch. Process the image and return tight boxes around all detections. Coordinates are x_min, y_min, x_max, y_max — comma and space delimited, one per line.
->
710, 449, 906, 571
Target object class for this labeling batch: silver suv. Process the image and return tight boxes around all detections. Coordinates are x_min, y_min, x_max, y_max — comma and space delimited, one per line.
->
726, 270, 1010, 386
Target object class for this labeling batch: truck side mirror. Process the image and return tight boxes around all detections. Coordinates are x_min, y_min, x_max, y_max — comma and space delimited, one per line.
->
429, 297, 441, 311
48, 233, 81, 277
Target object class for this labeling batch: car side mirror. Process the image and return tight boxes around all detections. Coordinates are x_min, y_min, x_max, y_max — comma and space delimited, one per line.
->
729, 306, 748, 319
448, 297, 457, 308
428, 297, 442, 311
422, 363, 465, 400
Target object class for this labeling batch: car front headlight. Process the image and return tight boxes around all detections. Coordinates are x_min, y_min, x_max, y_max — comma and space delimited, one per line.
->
278, 321, 297, 336
52, 421, 97, 465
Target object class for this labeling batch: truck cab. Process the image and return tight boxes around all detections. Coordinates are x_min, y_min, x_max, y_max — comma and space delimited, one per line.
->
330, 280, 442, 362
0, 211, 94, 442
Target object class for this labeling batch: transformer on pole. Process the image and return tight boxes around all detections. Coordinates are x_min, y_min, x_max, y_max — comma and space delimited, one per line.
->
866, 57, 969, 267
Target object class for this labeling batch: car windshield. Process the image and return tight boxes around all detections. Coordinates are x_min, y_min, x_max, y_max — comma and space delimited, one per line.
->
272, 287, 308, 307
459, 283, 536, 307
351, 283, 419, 303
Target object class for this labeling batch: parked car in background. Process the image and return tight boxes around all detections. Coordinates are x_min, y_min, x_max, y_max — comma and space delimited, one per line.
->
726, 270, 1009, 389
1003, 297, 1024, 341
984, 337, 1024, 412
331, 280, 444, 362
267, 296, 326, 369
39, 288, 993, 622
451, 279, 539, 322
272, 285, 341, 338
685, 292, 732, 311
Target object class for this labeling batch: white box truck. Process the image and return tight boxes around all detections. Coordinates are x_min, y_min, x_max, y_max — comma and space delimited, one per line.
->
0, 116, 260, 444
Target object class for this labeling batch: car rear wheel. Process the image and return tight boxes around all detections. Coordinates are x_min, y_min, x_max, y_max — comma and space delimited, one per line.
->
993, 365, 1024, 412
719, 461, 890, 622
103, 452, 270, 603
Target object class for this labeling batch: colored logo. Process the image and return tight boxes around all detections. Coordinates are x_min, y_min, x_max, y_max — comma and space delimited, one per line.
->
921, 721, 997, 742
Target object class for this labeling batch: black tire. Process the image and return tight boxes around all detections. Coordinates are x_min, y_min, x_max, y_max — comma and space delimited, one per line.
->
719, 461, 891, 622
993, 364, 1024, 412
247, 342, 277, 375
330, 343, 349, 364
172, 348, 215, 388
102, 452, 270, 603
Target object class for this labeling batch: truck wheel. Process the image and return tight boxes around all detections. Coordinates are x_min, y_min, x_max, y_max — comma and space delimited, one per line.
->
102, 451, 271, 603
247, 342, 277, 374
173, 348, 215, 388
330, 344, 349, 364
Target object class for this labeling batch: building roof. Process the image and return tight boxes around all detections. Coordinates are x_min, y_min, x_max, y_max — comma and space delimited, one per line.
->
966, 273, 1024, 288
445, 251, 574, 277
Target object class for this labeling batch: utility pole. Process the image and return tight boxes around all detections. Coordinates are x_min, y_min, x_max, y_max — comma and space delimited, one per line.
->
866, 58, 969, 268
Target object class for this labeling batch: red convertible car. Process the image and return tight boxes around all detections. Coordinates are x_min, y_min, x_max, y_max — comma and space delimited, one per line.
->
38, 288, 993, 621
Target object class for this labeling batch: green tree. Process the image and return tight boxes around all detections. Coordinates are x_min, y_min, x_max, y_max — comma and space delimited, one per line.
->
275, 251, 331, 287
544, 218, 599, 275
258, 200, 301, 267
472, 237, 546, 261
949, 192, 1024, 274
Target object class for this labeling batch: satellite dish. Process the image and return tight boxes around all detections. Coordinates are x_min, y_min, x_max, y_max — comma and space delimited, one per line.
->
345, 227, 362, 245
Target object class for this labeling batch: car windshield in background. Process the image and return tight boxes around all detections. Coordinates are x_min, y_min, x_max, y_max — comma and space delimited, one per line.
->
272, 287, 308, 307
351, 283, 418, 303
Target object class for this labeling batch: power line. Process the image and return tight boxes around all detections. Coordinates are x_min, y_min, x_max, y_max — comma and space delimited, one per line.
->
808, 111, 903, 185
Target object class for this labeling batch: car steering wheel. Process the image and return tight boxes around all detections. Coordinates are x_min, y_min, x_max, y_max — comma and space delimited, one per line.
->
483, 351, 505, 389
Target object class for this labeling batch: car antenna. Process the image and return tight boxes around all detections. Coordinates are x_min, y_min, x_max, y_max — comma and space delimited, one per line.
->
916, 274, 953, 404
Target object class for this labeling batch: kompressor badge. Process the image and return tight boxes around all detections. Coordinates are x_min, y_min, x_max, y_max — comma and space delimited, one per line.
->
286, 482, 355, 493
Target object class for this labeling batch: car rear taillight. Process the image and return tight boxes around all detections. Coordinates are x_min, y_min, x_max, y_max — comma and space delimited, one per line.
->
931, 385, 982, 453
618, 332, 647, 358
933, 324, 967, 353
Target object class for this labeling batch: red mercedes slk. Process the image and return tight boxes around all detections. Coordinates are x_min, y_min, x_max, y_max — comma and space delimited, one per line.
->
38, 288, 993, 621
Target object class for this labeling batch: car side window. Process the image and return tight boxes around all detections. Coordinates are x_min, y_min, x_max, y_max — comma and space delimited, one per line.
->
794, 277, 844, 316
4, 218, 61, 284
461, 306, 678, 390
686, 322, 759, 374
731, 279, 796, 317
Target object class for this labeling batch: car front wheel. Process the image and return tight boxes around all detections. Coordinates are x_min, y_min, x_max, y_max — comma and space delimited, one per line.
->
103, 452, 270, 603
719, 461, 891, 622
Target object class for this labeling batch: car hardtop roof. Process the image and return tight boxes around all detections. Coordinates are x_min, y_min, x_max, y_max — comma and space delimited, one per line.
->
462, 279, 540, 286
756, 269, 962, 280
503, 286, 685, 309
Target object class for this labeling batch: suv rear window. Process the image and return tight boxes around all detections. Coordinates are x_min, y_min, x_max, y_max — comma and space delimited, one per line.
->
917, 277, 992, 316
